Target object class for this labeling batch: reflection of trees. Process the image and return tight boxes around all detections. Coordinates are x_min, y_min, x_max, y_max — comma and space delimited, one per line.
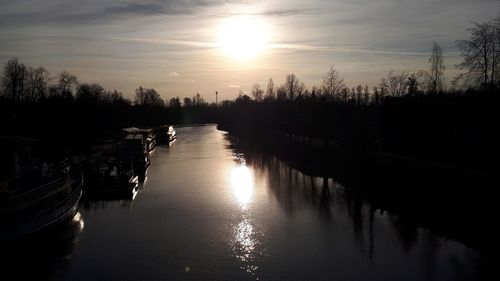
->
0, 213, 84, 280
389, 214, 418, 253
232, 139, 457, 261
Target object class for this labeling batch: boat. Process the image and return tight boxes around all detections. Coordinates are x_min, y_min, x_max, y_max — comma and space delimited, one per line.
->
83, 144, 139, 197
122, 134, 150, 181
0, 137, 83, 239
155, 125, 176, 145
122, 127, 156, 153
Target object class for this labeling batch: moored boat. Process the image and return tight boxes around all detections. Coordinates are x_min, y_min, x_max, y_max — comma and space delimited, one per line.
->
0, 137, 83, 239
155, 125, 176, 145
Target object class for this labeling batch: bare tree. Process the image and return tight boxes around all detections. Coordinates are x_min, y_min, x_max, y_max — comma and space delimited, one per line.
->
276, 85, 287, 101
429, 42, 445, 93
407, 73, 419, 95
385, 71, 409, 97
1, 58, 28, 102
283, 73, 305, 100
135, 86, 164, 107
58, 71, 78, 96
265, 78, 275, 100
251, 83, 264, 102
322, 66, 345, 101
26, 66, 50, 102
456, 18, 499, 89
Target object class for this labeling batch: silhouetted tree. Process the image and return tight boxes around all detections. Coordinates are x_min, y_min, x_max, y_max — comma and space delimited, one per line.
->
104, 89, 129, 105
407, 73, 419, 95
356, 84, 364, 104
385, 71, 408, 97
251, 83, 264, 102
76, 83, 105, 104
364, 85, 370, 104
26, 66, 50, 102
456, 17, 500, 89
192, 93, 207, 106
183, 97, 192, 107
276, 85, 287, 101
235, 94, 252, 104
134, 86, 164, 107
283, 73, 305, 100
169, 96, 181, 108
58, 71, 78, 96
429, 42, 445, 93
1, 58, 28, 102
322, 66, 345, 101
265, 78, 275, 100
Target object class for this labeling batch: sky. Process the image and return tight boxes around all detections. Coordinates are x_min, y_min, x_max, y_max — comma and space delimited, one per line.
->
0, 0, 498, 101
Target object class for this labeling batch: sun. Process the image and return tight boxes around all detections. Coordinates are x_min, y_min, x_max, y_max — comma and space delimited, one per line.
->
217, 16, 270, 60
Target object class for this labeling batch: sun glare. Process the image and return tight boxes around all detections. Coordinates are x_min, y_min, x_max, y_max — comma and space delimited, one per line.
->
230, 165, 254, 206
217, 16, 269, 60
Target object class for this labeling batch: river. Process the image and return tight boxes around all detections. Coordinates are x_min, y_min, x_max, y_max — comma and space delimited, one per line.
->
0, 125, 490, 281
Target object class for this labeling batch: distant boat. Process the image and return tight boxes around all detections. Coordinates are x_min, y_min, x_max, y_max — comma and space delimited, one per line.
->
83, 149, 139, 196
0, 156, 83, 239
155, 125, 176, 145
122, 127, 156, 153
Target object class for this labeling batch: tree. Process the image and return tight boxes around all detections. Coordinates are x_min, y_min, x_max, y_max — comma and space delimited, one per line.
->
251, 83, 264, 102
76, 83, 105, 104
276, 85, 287, 101
58, 71, 78, 96
407, 73, 419, 95
105, 89, 129, 105
283, 73, 305, 100
456, 18, 500, 89
235, 93, 252, 104
134, 86, 164, 107
265, 78, 275, 100
429, 42, 445, 93
356, 84, 364, 104
183, 97, 192, 107
1, 58, 28, 102
192, 93, 206, 106
26, 66, 50, 102
169, 96, 181, 108
322, 66, 345, 101
385, 71, 409, 97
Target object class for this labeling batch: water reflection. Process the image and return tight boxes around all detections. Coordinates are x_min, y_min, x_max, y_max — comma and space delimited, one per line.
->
0, 211, 84, 280
230, 164, 254, 208
72, 211, 85, 232
229, 161, 262, 279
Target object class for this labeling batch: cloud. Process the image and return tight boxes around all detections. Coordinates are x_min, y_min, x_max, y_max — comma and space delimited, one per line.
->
0, 0, 247, 27
228, 85, 241, 88
169, 72, 179, 77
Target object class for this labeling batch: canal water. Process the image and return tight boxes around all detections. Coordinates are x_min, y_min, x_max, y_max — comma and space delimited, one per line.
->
0, 125, 490, 280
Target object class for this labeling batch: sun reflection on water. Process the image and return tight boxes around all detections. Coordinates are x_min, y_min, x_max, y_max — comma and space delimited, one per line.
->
230, 165, 254, 208
232, 216, 262, 278
229, 163, 262, 279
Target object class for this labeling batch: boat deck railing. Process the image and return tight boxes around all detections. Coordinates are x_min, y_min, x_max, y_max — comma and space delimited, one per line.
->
11, 178, 64, 205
